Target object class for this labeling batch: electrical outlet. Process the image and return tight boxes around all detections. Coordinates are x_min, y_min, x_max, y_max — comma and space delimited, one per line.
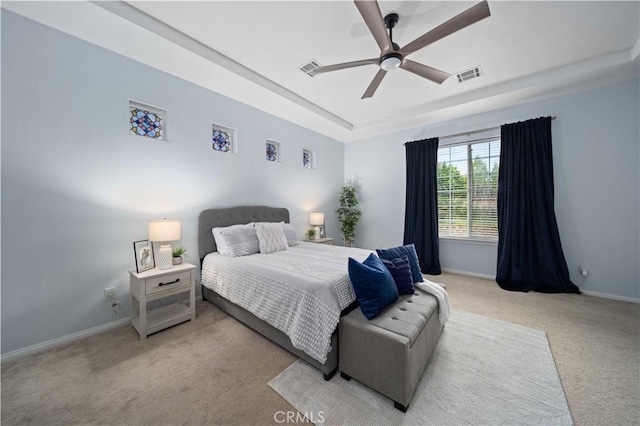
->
579, 265, 588, 278
104, 287, 116, 302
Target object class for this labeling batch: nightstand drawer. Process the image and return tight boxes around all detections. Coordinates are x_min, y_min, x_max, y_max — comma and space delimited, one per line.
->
145, 271, 191, 295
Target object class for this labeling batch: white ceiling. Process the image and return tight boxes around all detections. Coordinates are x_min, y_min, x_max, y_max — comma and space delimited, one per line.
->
4, 1, 639, 142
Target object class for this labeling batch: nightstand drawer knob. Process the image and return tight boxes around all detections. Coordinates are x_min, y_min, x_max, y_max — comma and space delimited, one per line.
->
159, 278, 180, 287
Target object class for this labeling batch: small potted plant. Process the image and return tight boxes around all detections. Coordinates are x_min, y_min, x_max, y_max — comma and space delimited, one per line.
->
306, 228, 317, 240
172, 246, 187, 265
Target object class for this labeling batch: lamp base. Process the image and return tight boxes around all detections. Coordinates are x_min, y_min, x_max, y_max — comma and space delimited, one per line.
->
158, 244, 173, 270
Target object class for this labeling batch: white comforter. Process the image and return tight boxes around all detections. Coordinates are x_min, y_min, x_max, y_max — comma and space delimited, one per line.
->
201, 243, 372, 364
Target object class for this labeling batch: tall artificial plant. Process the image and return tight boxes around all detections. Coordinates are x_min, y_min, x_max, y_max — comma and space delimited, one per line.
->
336, 185, 362, 247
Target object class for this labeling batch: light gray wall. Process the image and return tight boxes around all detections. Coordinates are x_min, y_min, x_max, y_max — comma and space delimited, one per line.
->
1, 11, 345, 354
346, 79, 640, 300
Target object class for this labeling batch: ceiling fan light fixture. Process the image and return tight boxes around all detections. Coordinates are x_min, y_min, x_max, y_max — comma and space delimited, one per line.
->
379, 52, 402, 71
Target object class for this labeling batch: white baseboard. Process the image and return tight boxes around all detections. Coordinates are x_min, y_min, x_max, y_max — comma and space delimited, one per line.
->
441, 268, 495, 280
1, 317, 131, 363
441, 269, 639, 303
581, 290, 639, 304
2, 296, 206, 363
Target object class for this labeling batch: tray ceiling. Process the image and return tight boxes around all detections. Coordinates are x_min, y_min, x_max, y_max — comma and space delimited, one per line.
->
4, 1, 639, 142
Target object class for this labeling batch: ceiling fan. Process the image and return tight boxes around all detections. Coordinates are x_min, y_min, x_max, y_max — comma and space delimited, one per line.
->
312, 0, 491, 99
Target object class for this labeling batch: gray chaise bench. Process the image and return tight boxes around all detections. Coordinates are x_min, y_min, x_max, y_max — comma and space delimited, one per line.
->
339, 287, 444, 412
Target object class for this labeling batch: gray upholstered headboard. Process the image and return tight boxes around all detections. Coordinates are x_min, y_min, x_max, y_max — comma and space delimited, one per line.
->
198, 205, 290, 261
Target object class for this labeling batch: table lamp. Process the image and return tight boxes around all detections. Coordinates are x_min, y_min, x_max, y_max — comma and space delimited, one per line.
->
149, 219, 181, 270
310, 212, 325, 239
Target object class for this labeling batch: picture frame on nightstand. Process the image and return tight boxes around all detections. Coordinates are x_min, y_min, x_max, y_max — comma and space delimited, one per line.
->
134, 240, 155, 273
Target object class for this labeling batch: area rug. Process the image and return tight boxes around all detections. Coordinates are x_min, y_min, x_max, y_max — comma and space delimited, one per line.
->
268, 310, 573, 425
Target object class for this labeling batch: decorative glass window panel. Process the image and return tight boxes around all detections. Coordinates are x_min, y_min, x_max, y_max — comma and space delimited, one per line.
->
129, 101, 166, 140
303, 149, 314, 169
266, 140, 281, 162
212, 124, 236, 153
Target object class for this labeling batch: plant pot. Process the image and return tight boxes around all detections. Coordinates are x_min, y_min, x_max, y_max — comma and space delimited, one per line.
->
172, 256, 183, 265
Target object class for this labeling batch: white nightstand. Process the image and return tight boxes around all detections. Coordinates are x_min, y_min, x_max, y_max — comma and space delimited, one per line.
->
129, 263, 196, 340
304, 237, 334, 245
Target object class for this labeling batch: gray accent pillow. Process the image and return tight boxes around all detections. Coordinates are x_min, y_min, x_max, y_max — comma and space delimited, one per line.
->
281, 222, 299, 246
218, 226, 260, 257
212, 222, 254, 254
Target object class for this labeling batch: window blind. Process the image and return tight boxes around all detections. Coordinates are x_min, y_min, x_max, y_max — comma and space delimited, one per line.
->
437, 139, 500, 240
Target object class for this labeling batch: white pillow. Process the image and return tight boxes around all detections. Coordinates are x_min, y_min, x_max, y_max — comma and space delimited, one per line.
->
255, 222, 289, 254
254, 221, 299, 246
219, 226, 260, 257
212, 222, 253, 254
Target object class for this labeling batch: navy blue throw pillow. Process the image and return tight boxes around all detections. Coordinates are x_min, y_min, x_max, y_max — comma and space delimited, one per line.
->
348, 253, 399, 320
381, 255, 415, 295
376, 244, 424, 283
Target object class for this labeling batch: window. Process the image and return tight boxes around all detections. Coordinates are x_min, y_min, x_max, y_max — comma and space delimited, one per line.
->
266, 142, 277, 161
437, 139, 500, 240
302, 149, 315, 169
212, 123, 237, 153
266, 140, 281, 162
129, 100, 166, 140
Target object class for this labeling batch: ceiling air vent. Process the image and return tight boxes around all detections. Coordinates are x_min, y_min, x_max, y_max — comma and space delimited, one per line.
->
456, 66, 483, 83
299, 59, 321, 77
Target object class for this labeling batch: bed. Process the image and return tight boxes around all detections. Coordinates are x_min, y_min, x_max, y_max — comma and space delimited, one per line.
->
198, 205, 370, 379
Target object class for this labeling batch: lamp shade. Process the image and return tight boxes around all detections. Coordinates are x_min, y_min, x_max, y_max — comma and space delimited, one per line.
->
149, 219, 181, 242
310, 212, 325, 226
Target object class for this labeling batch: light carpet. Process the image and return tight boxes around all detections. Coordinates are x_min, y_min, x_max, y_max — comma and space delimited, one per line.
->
269, 309, 573, 425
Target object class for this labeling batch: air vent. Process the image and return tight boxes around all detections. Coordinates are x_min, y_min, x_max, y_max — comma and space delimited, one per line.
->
299, 59, 321, 77
456, 66, 483, 83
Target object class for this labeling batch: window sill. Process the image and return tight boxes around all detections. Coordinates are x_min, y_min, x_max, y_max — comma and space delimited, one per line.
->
439, 237, 498, 246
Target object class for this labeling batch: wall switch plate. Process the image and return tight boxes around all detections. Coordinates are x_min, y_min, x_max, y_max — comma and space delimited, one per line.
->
104, 287, 116, 302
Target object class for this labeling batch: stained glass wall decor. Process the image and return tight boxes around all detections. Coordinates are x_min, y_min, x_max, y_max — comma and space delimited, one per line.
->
266, 140, 281, 162
129, 101, 166, 140
303, 149, 315, 169
212, 124, 236, 153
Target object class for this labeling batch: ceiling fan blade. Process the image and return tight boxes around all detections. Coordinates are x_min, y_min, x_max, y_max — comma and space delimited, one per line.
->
313, 58, 379, 75
354, 0, 392, 53
362, 69, 387, 99
399, 0, 491, 56
401, 60, 450, 84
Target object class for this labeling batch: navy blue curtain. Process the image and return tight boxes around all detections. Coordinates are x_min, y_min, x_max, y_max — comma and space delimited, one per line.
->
497, 117, 579, 293
404, 138, 441, 275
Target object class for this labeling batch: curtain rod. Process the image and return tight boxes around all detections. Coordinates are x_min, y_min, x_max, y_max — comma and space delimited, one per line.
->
438, 116, 557, 140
